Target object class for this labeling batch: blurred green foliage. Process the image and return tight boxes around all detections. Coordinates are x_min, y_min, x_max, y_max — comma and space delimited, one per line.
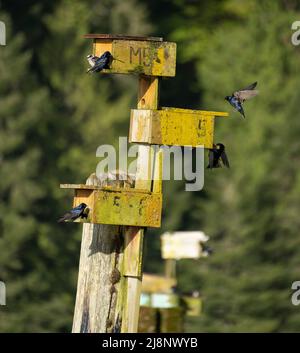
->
1, 0, 300, 332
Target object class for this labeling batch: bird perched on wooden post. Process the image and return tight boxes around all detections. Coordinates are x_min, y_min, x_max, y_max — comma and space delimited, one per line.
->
207, 143, 230, 169
86, 51, 113, 73
58, 203, 88, 223
225, 82, 258, 118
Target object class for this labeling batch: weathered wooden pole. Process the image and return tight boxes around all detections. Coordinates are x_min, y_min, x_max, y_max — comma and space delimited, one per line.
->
72, 174, 128, 333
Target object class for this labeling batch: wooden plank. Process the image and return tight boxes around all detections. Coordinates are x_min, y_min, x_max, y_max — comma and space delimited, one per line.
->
121, 75, 161, 333
137, 76, 159, 109
152, 150, 163, 194
129, 109, 152, 144
85, 34, 163, 42
93, 40, 176, 77
60, 183, 153, 194
61, 184, 101, 190
122, 146, 156, 272
161, 107, 229, 116
123, 227, 144, 276
130, 108, 229, 148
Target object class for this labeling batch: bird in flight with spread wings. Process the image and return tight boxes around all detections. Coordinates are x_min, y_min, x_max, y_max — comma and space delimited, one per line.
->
225, 82, 259, 118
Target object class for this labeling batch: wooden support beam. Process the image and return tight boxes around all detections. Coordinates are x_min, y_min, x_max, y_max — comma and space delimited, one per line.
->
121, 75, 161, 333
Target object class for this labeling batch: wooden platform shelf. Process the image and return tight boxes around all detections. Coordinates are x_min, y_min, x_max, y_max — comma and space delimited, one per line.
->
129, 107, 229, 149
84, 34, 176, 77
60, 184, 162, 228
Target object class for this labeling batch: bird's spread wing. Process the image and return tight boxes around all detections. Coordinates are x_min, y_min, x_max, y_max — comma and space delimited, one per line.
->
58, 205, 85, 222
234, 89, 259, 101
220, 151, 230, 168
234, 82, 258, 101
58, 211, 73, 223
239, 82, 257, 91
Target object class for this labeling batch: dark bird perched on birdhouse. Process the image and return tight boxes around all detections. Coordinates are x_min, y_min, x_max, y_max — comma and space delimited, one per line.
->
200, 243, 213, 257
86, 51, 112, 73
207, 143, 230, 169
58, 203, 88, 223
225, 81, 258, 118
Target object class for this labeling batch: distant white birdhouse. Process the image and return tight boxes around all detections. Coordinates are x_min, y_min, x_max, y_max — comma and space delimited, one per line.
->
161, 231, 210, 260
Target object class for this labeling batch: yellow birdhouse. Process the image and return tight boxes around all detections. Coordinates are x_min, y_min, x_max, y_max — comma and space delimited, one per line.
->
85, 34, 176, 77
60, 184, 162, 228
129, 107, 229, 149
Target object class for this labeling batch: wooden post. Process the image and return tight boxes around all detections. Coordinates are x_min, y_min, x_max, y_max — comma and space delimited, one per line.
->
165, 259, 177, 280
121, 75, 160, 332
72, 174, 129, 333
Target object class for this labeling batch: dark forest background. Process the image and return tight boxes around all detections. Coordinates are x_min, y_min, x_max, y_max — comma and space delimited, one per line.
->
1, 0, 300, 332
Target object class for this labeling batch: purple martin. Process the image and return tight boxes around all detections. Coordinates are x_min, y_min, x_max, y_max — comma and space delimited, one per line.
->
58, 203, 88, 223
207, 143, 230, 169
201, 243, 213, 256
86, 51, 113, 73
225, 82, 258, 118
